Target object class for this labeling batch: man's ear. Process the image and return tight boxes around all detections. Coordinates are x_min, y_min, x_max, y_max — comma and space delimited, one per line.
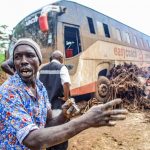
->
59, 56, 63, 63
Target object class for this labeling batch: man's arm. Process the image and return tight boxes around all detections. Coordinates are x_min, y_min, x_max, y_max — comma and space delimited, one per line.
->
23, 99, 127, 149
45, 109, 68, 127
60, 65, 71, 101
23, 114, 90, 149
1, 59, 15, 75
63, 82, 70, 101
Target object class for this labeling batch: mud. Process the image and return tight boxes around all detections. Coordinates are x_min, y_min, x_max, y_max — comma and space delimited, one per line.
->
68, 111, 150, 150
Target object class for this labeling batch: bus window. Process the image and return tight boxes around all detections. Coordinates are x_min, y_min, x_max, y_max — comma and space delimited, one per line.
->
125, 32, 131, 44
140, 38, 144, 48
116, 28, 122, 41
87, 17, 95, 34
149, 41, 150, 48
143, 39, 149, 49
122, 31, 130, 44
103, 23, 110, 38
111, 26, 116, 40
133, 35, 138, 47
64, 26, 82, 58
96, 21, 104, 36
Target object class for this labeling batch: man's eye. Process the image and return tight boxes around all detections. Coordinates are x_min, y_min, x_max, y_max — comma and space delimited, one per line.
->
28, 54, 35, 58
14, 55, 20, 59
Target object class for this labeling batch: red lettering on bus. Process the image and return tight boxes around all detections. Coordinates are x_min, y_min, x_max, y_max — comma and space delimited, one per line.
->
114, 47, 125, 57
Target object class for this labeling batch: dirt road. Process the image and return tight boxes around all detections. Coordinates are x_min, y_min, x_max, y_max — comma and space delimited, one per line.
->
68, 111, 150, 150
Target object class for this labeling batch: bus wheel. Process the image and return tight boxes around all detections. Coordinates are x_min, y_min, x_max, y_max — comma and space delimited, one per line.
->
95, 76, 110, 103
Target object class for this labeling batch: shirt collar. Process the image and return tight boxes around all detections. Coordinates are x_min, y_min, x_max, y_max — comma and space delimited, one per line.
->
12, 73, 43, 99
51, 59, 61, 64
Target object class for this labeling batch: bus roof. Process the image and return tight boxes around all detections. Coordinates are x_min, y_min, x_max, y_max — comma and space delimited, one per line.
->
13, 0, 150, 37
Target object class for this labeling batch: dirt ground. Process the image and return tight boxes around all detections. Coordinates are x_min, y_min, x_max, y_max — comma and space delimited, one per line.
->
67, 111, 150, 150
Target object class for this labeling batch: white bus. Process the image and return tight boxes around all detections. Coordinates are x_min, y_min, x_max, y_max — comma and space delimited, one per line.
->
9, 0, 150, 100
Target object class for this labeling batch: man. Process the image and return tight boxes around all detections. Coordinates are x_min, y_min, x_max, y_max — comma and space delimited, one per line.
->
1, 36, 17, 75
39, 50, 71, 110
1, 57, 15, 75
39, 50, 71, 150
0, 38, 127, 149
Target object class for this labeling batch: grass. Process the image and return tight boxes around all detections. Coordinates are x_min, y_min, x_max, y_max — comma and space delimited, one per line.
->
0, 53, 5, 64
0, 53, 5, 72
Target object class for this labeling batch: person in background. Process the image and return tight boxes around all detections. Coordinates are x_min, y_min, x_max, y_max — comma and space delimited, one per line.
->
1, 57, 15, 75
0, 38, 128, 149
39, 50, 71, 150
1, 36, 17, 75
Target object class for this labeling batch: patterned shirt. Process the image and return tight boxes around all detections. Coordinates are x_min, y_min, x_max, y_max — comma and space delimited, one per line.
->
0, 73, 51, 149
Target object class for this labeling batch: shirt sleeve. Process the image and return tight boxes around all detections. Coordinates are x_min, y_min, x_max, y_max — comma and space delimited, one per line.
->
41, 82, 51, 110
0, 89, 39, 144
60, 65, 71, 85
36, 71, 39, 79
45, 91, 51, 110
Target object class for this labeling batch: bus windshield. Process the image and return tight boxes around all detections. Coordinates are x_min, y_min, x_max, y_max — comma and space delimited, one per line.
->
12, 10, 53, 51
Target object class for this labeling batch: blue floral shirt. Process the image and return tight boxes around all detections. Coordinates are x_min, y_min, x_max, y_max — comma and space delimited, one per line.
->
0, 73, 51, 149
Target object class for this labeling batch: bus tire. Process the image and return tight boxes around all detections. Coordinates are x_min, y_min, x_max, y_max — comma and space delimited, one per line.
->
95, 76, 110, 103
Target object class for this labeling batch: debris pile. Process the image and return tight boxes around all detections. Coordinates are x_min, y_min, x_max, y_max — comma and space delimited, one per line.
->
77, 63, 150, 114
108, 72, 148, 111
107, 63, 150, 111
77, 98, 102, 114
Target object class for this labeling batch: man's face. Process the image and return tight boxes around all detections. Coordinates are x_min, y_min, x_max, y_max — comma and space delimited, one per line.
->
59, 55, 64, 64
13, 45, 39, 83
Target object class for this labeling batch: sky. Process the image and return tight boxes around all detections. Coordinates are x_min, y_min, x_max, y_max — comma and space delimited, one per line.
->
0, 0, 150, 35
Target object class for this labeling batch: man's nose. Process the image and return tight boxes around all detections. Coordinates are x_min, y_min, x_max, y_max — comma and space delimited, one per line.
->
21, 55, 28, 65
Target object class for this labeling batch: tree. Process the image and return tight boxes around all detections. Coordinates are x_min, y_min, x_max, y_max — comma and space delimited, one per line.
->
0, 25, 12, 63
0, 25, 11, 51
0, 25, 11, 84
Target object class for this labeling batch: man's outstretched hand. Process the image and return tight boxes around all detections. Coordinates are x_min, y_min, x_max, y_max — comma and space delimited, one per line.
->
62, 98, 127, 127
83, 98, 128, 127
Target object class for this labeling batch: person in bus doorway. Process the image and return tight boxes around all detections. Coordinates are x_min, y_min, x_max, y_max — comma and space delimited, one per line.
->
0, 38, 128, 149
39, 50, 71, 150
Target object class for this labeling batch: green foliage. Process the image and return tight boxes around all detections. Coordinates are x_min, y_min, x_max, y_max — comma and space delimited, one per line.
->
0, 56, 4, 76
0, 52, 5, 72
0, 24, 10, 50
0, 53, 5, 63
0, 25, 8, 84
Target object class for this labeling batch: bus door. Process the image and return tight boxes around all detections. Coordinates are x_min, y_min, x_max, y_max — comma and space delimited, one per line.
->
63, 24, 82, 75
64, 24, 82, 58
